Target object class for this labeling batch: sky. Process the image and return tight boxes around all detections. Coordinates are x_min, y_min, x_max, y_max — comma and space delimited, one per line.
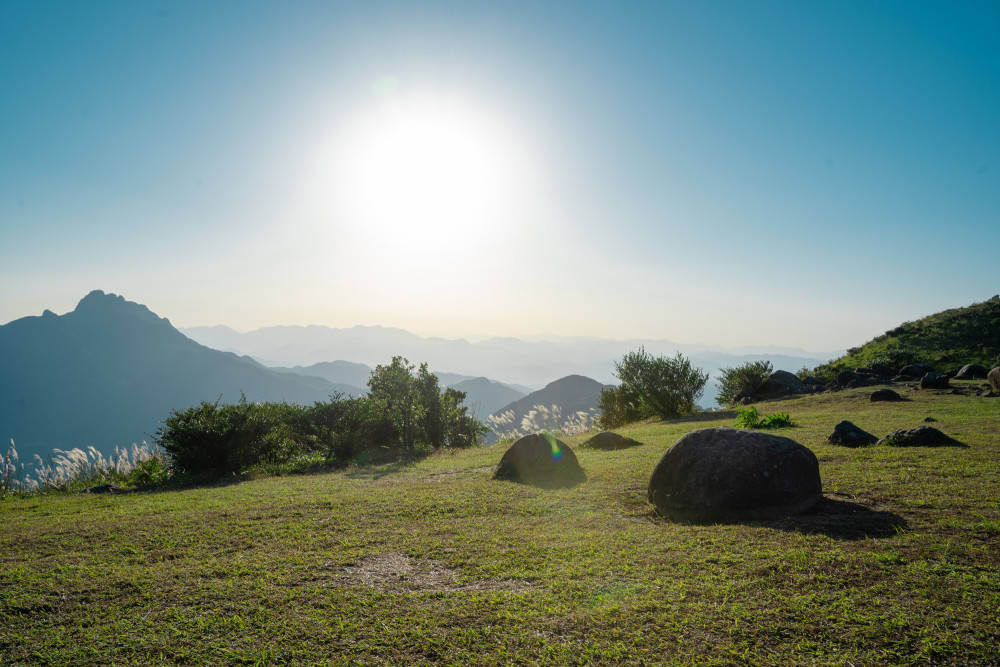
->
1, 1, 998, 352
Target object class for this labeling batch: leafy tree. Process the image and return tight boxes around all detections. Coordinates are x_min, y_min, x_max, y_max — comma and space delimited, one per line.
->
368, 356, 424, 451
611, 348, 708, 420
715, 360, 773, 406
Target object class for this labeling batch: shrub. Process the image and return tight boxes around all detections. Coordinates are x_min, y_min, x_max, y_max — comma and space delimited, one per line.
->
734, 406, 794, 429
715, 360, 773, 406
596, 385, 646, 429
611, 348, 708, 421
157, 358, 486, 479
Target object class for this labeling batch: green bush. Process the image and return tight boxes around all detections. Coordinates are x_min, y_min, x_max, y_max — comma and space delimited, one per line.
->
734, 406, 794, 429
715, 360, 773, 406
156, 358, 486, 479
608, 348, 708, 422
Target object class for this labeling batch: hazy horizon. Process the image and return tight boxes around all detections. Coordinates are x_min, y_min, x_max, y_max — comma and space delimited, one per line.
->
2, 2, 998, 351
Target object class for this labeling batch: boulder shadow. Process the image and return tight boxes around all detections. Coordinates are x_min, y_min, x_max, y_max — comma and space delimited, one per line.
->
761, 496, 908, 540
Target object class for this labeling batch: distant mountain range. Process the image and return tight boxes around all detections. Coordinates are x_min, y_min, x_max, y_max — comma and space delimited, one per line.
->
182, 325, 831, 405
1, 290, 834, 463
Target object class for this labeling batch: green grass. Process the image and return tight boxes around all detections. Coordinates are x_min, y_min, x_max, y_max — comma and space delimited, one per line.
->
2, 383, 999, 664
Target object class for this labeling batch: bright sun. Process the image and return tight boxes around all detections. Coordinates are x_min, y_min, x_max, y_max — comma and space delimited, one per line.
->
313, 93, 533, 259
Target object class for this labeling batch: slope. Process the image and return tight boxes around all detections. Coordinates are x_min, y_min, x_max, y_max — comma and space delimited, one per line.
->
813, 295, 1000, 377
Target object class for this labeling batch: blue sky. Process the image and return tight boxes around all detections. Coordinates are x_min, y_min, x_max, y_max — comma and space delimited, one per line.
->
2, 1, 998, 351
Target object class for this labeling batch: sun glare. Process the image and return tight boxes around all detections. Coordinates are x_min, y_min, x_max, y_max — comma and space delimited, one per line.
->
310, 93, 535, 260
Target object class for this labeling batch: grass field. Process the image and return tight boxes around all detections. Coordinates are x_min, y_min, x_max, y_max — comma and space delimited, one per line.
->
2, 383, 999, 665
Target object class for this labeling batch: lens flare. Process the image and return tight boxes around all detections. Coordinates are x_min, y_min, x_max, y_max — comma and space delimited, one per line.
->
544, 433, 563, 462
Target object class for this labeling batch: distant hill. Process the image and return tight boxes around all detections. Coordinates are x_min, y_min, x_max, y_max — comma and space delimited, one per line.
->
181, 326, 827, 405
490, 374, 609, 433
272, 361, 369, 396
449, 377, 525, 420
0, 291, 340, 463
814, 296, 1000, 377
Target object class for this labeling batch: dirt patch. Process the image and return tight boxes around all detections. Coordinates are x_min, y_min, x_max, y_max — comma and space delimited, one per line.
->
331, 552, 533, 593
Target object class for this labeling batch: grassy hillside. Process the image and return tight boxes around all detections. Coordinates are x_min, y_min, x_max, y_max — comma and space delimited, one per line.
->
2, 385, 999, 664
814, 295, 1000, 378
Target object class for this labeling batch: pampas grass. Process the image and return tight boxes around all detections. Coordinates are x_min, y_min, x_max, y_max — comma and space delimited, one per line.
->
487, 404, 597, 440
1, 439, 166, 494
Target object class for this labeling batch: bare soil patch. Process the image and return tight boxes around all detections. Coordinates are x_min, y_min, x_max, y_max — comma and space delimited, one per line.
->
332, 552, 533, 593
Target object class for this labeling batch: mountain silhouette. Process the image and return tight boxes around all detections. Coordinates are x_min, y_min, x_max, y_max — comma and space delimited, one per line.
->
491, 374, 610, 432
0, 291, 340, 463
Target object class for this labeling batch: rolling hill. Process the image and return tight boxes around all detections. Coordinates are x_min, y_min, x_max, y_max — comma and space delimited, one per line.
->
490, 374, 609, 433
814, 295, 1000, 377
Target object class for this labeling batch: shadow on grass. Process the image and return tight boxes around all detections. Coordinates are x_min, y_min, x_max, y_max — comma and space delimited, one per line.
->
761, 496, 908, 540
639, 496, 908, 541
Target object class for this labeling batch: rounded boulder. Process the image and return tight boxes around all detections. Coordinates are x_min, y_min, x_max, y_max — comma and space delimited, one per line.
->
581, 431, 642, 450
953, 363, 988, 380
647, 427, 821, 521
493, 433, 586, 487
870, 388, 903, 402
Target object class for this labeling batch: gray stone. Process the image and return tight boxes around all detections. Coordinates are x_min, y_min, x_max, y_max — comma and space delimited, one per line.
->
870, 388, 903, 402
827, 420, 877, 447
878, 426, 961, 447
581, 431, 642, 450
493, 433, 585, 487
647, 427, 821, 521
987, 366, 1000, 394
757, 370, 807, 399
899, 363, 934, 379
919, 372, 951, 390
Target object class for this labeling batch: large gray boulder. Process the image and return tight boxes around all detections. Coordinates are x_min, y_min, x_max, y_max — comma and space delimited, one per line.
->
647, 427, 821, 521
493, 433, 585, 487
757, 370, 807, 399
955, 363, 988, 380
581, 431, 642, 450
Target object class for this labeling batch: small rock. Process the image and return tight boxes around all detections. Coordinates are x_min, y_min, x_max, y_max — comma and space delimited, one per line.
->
879, 426, 961, 447
919, 372, 951, 390
581, 431, 642, 450
923, 417, 937, 422
870, 388, 903, 402
757, 370, 807, 399
836, 370, 858, 386
827, 420, 878, 447
900, 363, 935, 378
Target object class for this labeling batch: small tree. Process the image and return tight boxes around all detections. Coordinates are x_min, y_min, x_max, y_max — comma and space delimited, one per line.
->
715, 360, 773, 406
612, 348, 708, 420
